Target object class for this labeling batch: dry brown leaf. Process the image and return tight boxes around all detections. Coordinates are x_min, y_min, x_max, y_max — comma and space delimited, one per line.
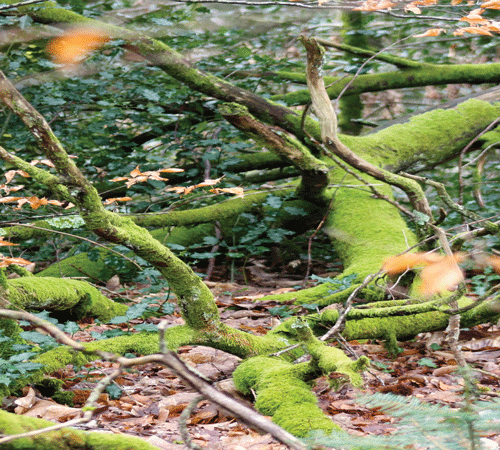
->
195, 176, 224, 188
0, 256, 33, 267
413, 0, 438, 4
14, 387, 37, 414
405, 4, 422, 14
104, 197, 133, 205
482, 0, 500, 8
354, 0, 395, 10
454, 26, 494, 35
0, 237, 17, 247
130, 166, 143, 178
47, 200, 65, 207
460, 8, 489, 24
159, 168, 184, 173
5, 170, 29, 183
29, 159, 55, 168
414, 28, 445, 37
27, 196, 48, 209
166, 186, 187, 194
0, 196, 23, 204
210, 187, 245, 198
110, 176, 129, 182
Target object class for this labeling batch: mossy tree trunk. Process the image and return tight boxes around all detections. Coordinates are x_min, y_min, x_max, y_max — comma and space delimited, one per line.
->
1, 0, 500, 441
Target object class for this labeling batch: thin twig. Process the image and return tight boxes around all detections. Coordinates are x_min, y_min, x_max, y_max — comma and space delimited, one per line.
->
3, 222, 142, 269
178, 395, 204, 450
320, 271, 381, 342
0, 0, 46, 11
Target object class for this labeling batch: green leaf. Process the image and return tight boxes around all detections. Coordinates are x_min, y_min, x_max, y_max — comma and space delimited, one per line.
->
264, 195, 283, 209
108, 315, 128, 324
62, 321, 80, 335
125, 302, 149, 320
105, 384, 123, 399
161, 303, 176, 315
8, 352, 36, 363
167, 243, 186, 251
190, 252, 217, 259
268, 305, 293, 318
141, 89, 160, 102
236, 47, 252, 58
134, 323, 157, 332
20, 331, 56, 346
0, 375, 12, 386
283, 206, 307, 216
413, 211, 430, 226
418, 357, 437, 368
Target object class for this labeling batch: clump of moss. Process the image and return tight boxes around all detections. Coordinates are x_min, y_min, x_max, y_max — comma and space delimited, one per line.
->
233, 356, 340, 437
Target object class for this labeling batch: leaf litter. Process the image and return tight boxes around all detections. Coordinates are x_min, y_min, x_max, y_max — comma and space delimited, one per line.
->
3, 272, 500, 449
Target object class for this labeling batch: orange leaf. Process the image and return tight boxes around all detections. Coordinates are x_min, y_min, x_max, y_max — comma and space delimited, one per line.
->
109, 176, 129, 183
28, 197, 48, 209
195, 176, 224, 188
482, 0, 500, 8
419, 255, 464, 296
354, 0, 395, 10
460, 8, 489, 25
454, 26, 494, 35
4, 170, 29, 183
0, 238, 17, 247
0, 256, 32, 267
414, 28, 445, 37
485, 255, 500, 274
210, 187, 245, 198
166, 187, 187, 194
47, 200, 65, 206
30, 159, 55, 168
47, 27, 110, 65
0, 196, 23, 204
382, 252, 443, 275
104, 197, 133, 205
130, 166, 143, 178
159, 168, 184, 173
0, 184, 24, 195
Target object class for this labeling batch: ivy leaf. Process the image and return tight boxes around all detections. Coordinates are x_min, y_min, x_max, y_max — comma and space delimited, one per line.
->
106, 384, 123, 399
141, 89, 160, 102
418, 357, 437, 368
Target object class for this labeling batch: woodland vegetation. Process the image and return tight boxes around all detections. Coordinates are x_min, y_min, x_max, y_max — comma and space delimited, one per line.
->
1, 0, 500, 448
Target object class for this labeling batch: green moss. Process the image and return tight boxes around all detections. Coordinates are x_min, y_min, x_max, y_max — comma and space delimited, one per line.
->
233, 356, 341, 437
7, 277, 127, 322
0, 319, 25, 358
255, 379, 317, 415
273, 402, 338, 438
0, 409, 160, 449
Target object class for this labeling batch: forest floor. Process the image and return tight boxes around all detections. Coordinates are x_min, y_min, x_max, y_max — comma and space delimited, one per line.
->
3, 263, 500, 450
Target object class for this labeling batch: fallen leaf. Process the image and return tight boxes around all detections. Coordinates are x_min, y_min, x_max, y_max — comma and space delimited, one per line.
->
14, 387, 36, 414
